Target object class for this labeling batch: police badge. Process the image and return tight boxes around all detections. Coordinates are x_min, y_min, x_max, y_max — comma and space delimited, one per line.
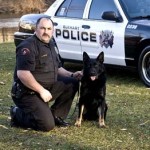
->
99, 30, 114, 48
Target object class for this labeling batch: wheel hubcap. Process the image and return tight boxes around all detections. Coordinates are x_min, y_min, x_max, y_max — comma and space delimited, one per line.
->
142, 51, 150, 82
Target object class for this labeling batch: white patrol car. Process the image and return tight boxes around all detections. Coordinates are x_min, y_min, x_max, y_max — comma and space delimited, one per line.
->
14, 0, 150, 87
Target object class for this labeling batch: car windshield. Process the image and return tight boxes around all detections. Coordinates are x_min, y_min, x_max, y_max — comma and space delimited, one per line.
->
120, 0, 150, 19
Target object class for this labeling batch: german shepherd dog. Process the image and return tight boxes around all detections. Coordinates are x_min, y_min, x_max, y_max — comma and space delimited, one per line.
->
75, 51, 108, 128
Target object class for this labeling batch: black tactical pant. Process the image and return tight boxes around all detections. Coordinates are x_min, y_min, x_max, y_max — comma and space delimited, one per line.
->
12, 76, 79, 131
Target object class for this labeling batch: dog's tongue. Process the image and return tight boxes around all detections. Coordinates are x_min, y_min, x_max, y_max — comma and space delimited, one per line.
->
90, 76, 96, 81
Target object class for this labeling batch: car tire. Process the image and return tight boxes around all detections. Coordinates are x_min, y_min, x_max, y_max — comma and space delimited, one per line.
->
138, 46, 150, 87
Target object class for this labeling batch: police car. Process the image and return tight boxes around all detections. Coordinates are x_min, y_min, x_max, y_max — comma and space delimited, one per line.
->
14, 0, 150, 87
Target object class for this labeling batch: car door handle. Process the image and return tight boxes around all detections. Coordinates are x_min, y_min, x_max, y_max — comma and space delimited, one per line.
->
82, 25, 90, 29
53, 22, 58, 26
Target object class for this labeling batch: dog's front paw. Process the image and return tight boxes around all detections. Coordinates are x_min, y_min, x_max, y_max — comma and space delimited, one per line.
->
99, 124, 107, 128
99, 119, 107, 128
75, 119, 82, 127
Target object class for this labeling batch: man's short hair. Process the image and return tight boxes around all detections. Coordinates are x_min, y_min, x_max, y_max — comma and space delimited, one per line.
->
36, 16, 53, 27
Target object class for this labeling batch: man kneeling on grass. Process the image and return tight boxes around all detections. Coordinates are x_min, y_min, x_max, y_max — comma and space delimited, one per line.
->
10, 17, 82, 131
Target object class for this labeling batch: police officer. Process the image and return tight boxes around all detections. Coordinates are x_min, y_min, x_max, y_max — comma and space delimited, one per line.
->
10, 17, 82, 131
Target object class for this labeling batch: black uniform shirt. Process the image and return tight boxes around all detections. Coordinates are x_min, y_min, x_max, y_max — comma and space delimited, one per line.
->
14, 35, 61, 88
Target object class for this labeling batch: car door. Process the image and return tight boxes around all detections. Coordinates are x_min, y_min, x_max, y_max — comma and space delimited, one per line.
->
81, 0, 128, 66
52, 0, 87, 61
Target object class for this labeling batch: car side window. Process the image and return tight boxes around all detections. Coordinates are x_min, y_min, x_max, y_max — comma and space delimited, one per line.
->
66, 0, 87, 18
56, 0, 71, 17
89, 0, 118, 20
56, 0, 87, 18
121, 0, 150, 18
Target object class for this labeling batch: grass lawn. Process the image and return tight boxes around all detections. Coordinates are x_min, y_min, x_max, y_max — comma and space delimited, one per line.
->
0, 42, 149, 150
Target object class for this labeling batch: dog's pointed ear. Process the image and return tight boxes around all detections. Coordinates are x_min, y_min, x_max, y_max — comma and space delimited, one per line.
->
83, 52, 90, 62
97, 52, 104, 63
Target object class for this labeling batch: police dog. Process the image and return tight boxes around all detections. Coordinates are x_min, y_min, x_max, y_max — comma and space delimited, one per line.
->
75, 51, 108, 128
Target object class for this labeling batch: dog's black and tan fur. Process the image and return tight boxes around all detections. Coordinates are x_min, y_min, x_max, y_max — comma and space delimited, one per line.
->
75, 52, 108, 128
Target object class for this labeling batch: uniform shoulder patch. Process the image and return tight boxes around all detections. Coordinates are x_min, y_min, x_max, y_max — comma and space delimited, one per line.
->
21, 48, 30, 55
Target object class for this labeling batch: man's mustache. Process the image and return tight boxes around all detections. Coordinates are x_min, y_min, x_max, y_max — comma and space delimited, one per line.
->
42, 33, 50, 37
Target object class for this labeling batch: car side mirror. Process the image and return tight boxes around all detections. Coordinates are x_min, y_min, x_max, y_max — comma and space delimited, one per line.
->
102, 11, 122, 22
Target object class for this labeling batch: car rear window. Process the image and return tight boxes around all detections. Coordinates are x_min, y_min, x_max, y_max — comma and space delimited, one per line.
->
56, 0, 87, 18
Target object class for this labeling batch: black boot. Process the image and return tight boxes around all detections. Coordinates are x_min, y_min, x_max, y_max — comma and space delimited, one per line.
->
54, 116, 70, 127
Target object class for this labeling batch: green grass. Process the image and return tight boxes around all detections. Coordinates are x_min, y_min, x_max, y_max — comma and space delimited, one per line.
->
0, 42, 149, 150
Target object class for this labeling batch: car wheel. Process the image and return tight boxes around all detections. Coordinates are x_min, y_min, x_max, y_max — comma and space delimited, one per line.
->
138, 46, 150, 87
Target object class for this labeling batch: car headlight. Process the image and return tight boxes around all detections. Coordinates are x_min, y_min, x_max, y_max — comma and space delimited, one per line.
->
19, 20, 36, 33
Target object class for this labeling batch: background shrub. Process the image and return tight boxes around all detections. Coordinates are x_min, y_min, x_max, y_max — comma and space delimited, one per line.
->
0, 0, 55, 14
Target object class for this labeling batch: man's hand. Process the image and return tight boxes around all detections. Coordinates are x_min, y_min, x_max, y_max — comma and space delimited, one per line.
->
39, 89, 52, 102
17, 70, 53, 102
73, 71, 83, 80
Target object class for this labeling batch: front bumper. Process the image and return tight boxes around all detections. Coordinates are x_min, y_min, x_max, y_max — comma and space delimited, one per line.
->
14, 32, 33, 46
